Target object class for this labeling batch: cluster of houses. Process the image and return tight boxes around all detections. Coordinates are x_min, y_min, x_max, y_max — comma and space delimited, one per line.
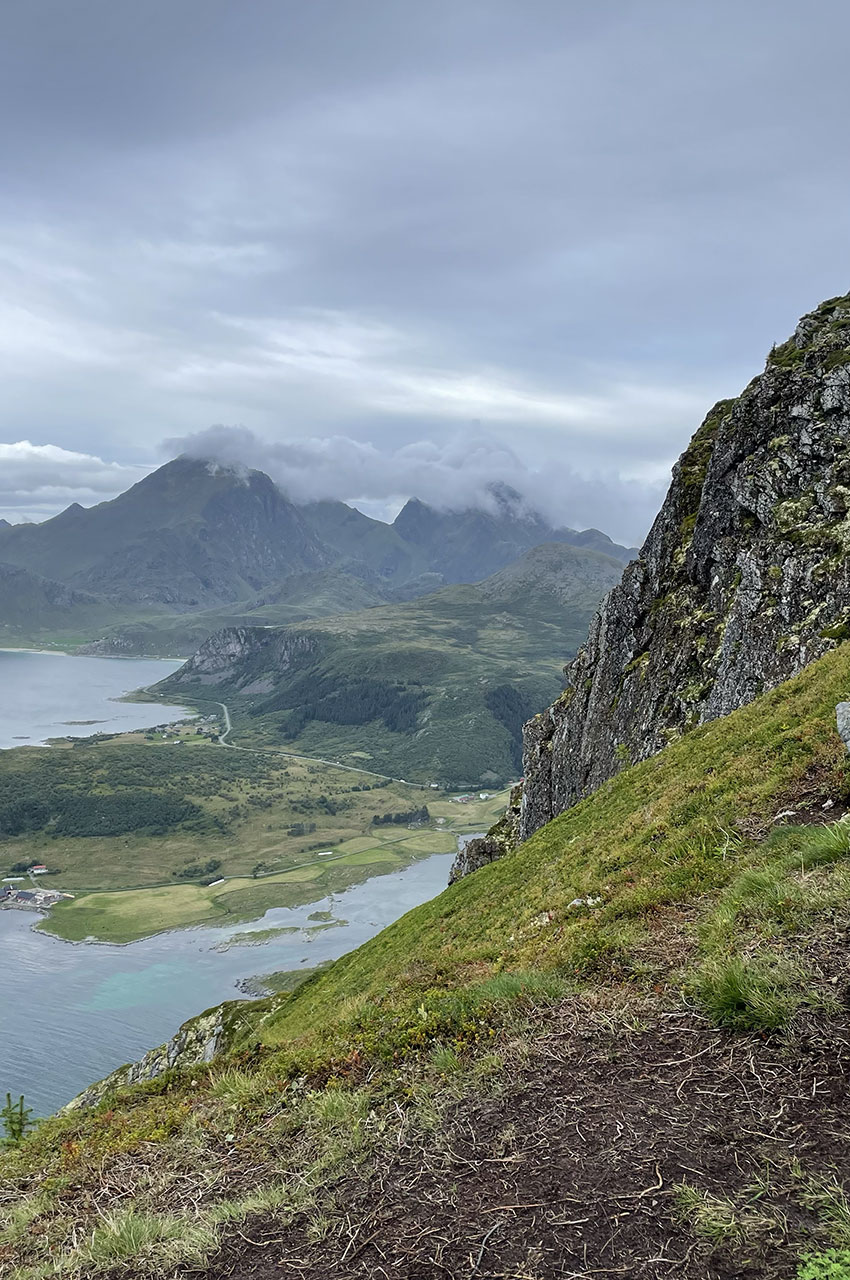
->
1, 865, 74, 911
147, 714, 220, 745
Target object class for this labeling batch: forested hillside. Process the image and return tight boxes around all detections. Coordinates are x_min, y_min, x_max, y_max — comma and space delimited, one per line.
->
157, 542, 623, 785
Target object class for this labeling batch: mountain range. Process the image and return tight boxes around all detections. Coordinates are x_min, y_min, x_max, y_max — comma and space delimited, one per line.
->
0, 456, 635, 652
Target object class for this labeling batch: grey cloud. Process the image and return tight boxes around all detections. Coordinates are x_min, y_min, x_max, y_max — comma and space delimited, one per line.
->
0, 442, 147, 522
0, 1, 849, 539
167, 425, 665, 544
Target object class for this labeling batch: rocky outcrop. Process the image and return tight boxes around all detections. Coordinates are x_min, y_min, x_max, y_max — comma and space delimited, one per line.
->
159, 625, 322, 690
837, 703, 850, 754
449, 785, 523, 882
63, 1005, 236, 1110
520, 293, 850, 840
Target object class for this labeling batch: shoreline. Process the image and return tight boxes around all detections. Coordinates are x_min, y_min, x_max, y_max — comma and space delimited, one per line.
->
0, 646, 180, 662
0, 645, 72, 655
6, 848, 457, 950
0, 650, 193, 751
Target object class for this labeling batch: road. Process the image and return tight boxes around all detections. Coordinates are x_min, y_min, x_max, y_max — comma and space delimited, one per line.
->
214, 702, 431, 790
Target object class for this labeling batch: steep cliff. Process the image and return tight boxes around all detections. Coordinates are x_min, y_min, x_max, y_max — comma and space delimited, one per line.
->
62, 1006, 235, 1111
158, 624, 323, 692
521, 293, 850, 839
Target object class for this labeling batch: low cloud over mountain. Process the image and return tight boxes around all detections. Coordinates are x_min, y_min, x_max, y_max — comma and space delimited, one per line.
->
167, 425, 664, 542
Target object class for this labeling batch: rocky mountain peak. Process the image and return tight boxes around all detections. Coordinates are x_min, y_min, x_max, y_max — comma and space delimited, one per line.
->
520, 291, 850, 840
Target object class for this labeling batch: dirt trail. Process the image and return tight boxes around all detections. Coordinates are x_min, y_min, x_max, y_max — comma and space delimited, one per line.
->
184, 1000, 850, 1280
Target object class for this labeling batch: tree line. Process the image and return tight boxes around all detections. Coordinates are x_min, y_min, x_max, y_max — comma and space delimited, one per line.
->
372, 805, 430, 826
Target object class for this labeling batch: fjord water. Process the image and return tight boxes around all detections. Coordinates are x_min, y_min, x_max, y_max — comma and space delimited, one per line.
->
0, 651, 458, 1114
0, 853, 454, 1116
0, 649, 189, 748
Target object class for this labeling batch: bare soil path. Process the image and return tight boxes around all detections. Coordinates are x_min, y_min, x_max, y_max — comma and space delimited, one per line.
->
184, 999, 850, 1280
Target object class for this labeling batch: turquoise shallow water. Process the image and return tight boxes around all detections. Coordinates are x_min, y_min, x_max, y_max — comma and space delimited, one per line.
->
0, 649, 189, 748
0, 853, 455, 1116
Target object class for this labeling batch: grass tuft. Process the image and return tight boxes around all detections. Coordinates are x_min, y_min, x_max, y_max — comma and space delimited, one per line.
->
430, 1044, 463, 1074
83, 1208, 217, 1270
689, 954, 805, 1030
799, 1176, 850, 1247
675, 1184, 745, 1242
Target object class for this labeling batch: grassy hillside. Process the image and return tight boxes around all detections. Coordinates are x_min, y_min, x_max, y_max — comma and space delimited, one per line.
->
159, 543, 622, 787
215, 637, 850, 1052
5, 646, 850, 1277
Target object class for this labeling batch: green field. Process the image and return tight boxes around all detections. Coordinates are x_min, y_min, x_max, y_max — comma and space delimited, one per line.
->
0, 732, 507, 942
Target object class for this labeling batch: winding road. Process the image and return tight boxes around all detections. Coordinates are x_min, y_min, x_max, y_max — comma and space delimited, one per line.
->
214, 701, 431, 790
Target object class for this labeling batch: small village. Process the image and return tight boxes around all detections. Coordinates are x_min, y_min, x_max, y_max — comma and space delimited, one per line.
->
147, 714, 220, 743
0, 866, 74, 913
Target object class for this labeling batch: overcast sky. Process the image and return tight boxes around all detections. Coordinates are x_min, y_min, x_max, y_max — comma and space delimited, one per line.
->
1, 0, 849, 540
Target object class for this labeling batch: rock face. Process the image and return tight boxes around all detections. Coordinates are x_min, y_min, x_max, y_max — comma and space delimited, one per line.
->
160, 625, 322, 690
63, 1006, 232, 1110
521, 293, 850, 841
837, 703, 850, 754
449, 784, 523, 882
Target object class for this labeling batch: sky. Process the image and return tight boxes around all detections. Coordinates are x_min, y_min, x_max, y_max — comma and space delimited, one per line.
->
1, 0, 849, 541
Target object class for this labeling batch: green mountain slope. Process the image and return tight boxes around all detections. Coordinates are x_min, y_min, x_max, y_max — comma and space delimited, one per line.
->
0, 563, 128, 645
75, 567, 398, 658
7, 640, 850, 1279
156, 542, 624, 785
300, 499, 427, 584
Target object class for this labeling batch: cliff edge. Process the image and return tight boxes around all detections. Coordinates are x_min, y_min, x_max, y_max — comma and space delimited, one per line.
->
521, 293, 850, 839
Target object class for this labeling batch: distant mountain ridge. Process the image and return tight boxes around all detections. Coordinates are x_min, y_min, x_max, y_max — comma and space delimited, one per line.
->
155, 540, 624, 785
0, 563, 117, 636
0, 458, 328, 610
0, 456, 635, 648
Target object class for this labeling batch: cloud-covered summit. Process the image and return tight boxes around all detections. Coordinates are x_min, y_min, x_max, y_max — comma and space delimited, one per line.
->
168, 425, 661, 540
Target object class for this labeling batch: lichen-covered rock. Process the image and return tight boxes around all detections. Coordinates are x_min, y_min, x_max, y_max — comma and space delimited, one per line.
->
449, 784, 522, 881
520, 293, 850, 841
837, 703, 850, 754
62, 1005, 236, 1111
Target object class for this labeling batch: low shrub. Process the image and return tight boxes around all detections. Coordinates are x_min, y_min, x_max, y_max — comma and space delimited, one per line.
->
798, 1250, 850, 1280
